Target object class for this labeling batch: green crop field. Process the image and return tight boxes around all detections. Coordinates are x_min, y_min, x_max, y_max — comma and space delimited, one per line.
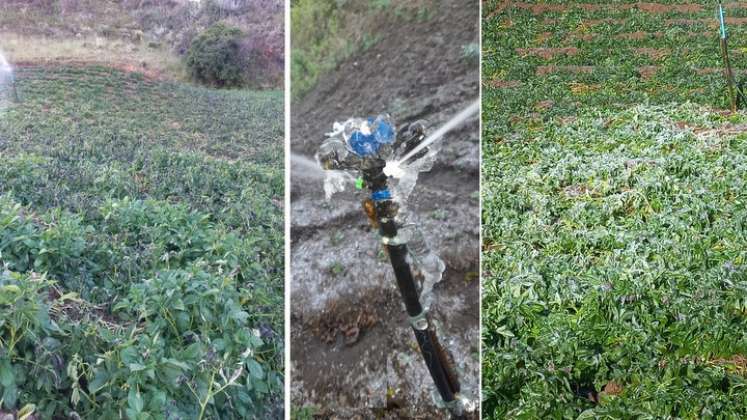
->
482, 1, 747, 418
0, 65, 283, 419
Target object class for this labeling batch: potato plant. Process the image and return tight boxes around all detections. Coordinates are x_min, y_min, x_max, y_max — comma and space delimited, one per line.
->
0, 65, 283, 418
483, 1, 747, 417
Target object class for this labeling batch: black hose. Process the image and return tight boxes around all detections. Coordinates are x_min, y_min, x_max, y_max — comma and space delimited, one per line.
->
367, 173, 463, 414
387, 244, 423, 316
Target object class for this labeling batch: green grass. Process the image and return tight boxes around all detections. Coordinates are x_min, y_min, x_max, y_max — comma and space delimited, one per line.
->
290, 404, 318, 420
290, 0, 433, 98
0, 65, 283, 419
482, 1, 747, 418
291, 0, 357, 98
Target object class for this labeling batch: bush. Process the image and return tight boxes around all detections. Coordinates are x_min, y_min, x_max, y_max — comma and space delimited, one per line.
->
186, 23, 246, 87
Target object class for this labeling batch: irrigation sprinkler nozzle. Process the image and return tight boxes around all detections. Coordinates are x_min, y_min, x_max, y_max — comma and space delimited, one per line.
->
717, 2, 747, 111
316, 113, 472, 417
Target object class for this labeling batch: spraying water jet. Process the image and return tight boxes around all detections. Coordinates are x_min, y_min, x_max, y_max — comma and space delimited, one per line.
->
315, 103, 478, 417
384, 100, 479, 179
291, 153, 326, 180
0, 49, 18, 105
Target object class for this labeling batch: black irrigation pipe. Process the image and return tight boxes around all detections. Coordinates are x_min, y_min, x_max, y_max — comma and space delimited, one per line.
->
319, 122, 467, 418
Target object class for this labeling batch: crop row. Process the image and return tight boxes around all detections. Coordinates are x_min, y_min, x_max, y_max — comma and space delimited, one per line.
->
482, 102, 747, 418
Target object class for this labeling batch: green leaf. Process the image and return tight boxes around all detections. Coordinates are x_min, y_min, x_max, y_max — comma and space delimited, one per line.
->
247, 359, 264, 379
0, 285, 20, 294
121, 347, 139, 365
254, 380, 268, 394
163, 358, 190, 371
577, 409, 597, 419
129, 363, 147, 372
171, 298, 186, 311
495, 325, 515, 338
2, 384, 18, 409
182, 343, 202, 360
231, 310, 249, 323
0, 360, 14, 387
128, 388, 144, 414
71, 387, 80, 407
88, 368, 110, 393
17, 404, 36, 420
125, 408, 139, 420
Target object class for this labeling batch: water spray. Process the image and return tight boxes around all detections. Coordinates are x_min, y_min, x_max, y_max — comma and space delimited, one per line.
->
315, 103, 478, 417
0, 50, 18, 104
718, 2, 747, 111
385, 100, 479, 178
291, 153, 326, 180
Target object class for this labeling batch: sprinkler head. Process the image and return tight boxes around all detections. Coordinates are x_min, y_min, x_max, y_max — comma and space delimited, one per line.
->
447, 394, 478, 418
317, 115, 430, 175
347, 116, 395, 157
316, 114, 435, 201
316, 115, 396, 173
316, 137, 348, 170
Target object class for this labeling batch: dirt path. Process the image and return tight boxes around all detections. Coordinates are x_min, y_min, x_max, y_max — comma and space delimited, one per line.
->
290, 0, 480, 417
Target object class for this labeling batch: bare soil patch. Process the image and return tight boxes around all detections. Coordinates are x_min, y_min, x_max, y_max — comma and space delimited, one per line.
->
536, 65, 594, 76
634, 48, 670, 60
666, 17, 747, 26
516, 47, 579, 59
513, 2, 567, 14
638, 65, 659, 79
486, 79, 522, 88
535, 65, 668, 79
615, 31, 709, 40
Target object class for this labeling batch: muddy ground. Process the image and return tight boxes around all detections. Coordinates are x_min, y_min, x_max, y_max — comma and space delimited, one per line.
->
290, 1, 479, 418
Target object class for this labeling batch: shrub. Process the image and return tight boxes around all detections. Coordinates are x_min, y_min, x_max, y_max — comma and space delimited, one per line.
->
186, 23, 246, 87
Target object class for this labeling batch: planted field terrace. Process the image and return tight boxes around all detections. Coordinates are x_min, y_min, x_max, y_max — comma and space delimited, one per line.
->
0, 65, 283, 418
483, 1, 747, 418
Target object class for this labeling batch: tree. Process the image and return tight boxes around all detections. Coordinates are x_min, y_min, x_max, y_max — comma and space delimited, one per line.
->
186, 23, 246, 87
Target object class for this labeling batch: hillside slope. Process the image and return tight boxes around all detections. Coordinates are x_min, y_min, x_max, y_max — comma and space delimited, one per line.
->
0, 0, 283, 85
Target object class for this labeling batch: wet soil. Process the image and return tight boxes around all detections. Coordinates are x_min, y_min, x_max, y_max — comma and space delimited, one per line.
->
290, 0, 479, 418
